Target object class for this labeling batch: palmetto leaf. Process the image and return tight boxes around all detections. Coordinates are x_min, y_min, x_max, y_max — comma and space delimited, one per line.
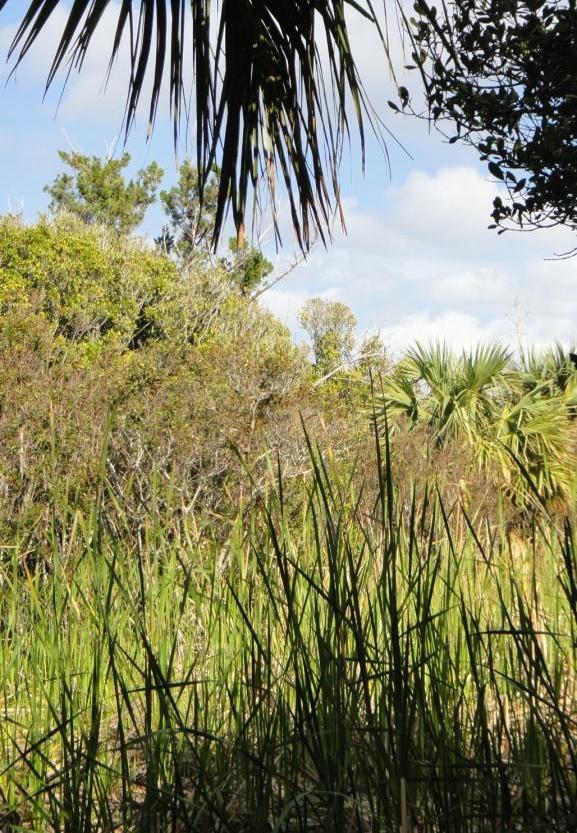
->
460, 343, 510, 394
493, 386, 575, 500
519, 343, 577, 408
375, 372, 420, 423
390, 342, 509, 442
0, 0, 389, 250
375, 341, 577, 504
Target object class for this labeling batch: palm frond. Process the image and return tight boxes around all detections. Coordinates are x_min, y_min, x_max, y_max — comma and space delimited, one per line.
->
374, 339, 577, 505
1, 0, 390, 250
519, 342, 577, 402
406, 341, 454, 392
375, 373, 420, 424
460, 343, 510, 393
494, 388, 575, 501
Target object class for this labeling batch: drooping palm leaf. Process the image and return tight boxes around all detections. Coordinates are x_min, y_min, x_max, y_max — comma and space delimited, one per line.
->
492, 385, 575, 502
0, 0, 390, 249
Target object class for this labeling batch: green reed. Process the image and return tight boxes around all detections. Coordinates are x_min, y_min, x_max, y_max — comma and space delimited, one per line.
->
1, 427, 576, 831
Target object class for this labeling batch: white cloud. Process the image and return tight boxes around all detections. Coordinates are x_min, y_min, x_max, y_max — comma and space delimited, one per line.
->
261, 287, 310, 332
428, 267, 513, 307
262, 164, 577, 353
0, 2, 190, 126
382, 311, 511, 355
386, 167, 495, 255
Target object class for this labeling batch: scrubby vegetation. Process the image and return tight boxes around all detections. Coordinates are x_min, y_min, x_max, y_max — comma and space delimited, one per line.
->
3, 0, 577, 822
2, 417, 577, 832
2, 155, 577, 831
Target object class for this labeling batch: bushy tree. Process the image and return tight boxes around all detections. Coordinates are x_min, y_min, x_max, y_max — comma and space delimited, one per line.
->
299, 298, 358, 374
0, 214, 179, 352
45, 151, 163, 235
0, 213, 312, 539
159, 161, 220, 260
226, 238, 273, 296
160, 160, 273, 293
356, 333, 389, 380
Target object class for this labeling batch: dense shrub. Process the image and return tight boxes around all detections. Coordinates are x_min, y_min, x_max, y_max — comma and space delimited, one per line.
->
0, 214, 182, 352
0, 216, 321, 547
1, 214, 577, 555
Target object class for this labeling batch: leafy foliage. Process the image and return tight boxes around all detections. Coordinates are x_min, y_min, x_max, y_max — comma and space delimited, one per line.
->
379, 341, 510, 436
158, 159, 273, 293
2, 418, 577, 832
519, 343, 577, 406
404, 0, 577, 242
159, 161, 220, 261
0, 213, 313, 536
225, 238, 273, 296
300, 298, 358, 374
1, 209, 575, 517
0, 214, 184, 351
45, 151, 163, 235
491, 382, 574, 501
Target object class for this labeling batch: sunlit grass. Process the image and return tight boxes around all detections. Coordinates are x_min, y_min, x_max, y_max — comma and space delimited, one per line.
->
1, 428, 576, 832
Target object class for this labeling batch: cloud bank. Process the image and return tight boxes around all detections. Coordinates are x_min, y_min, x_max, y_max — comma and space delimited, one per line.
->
262, 166, 577, 354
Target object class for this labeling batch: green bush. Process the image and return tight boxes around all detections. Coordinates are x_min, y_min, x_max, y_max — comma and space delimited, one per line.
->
0, 215, 317, 546
0, 214, 179, 352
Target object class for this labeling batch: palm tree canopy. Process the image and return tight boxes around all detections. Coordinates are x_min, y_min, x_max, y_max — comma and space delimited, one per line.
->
0, 0, 388, 250
519, 344, 577, 407
376, 341, 576, 504
378, 342, 511, 442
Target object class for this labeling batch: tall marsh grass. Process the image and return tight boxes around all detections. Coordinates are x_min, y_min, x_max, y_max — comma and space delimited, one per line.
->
1, 427, 577, 832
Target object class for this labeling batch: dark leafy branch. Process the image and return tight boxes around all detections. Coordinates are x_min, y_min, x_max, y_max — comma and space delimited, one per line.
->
398, 0, 577, 249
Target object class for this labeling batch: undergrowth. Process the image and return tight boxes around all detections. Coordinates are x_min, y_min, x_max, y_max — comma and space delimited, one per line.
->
1, 425, 576, 832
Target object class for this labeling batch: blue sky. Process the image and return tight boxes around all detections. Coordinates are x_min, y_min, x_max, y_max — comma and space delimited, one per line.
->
1, 2, 575, 353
